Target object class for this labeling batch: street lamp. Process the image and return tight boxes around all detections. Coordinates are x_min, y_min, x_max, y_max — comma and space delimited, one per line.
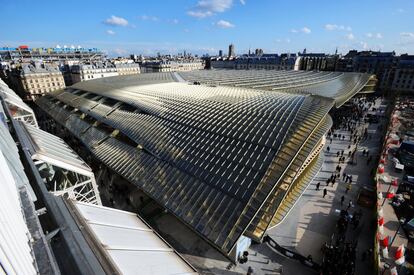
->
390, 217, 406, 247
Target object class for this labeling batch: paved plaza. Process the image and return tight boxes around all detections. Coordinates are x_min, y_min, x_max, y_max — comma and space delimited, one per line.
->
266, 97, 384, 274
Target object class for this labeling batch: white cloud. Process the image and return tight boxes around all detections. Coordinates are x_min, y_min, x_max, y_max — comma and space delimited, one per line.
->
106, 30, 115, 35
397, 8, 404, 13
139, 15, 159, 21
401, 32, 414, 39
240, 0, 246, 4
301, 27, 311, 34
286, 38, 291, 43
187, 10, 213, 18
325, 24, 352, 31
104, 15, 129, 27
291, 27, 310, 34
366, 32, 382, 39
215, 19, 235, 28
188, 0, 233, 18
346, 33, 355, 40
113, 48, 128, 56
360, 41, 368, 50
171, 19, 179, 24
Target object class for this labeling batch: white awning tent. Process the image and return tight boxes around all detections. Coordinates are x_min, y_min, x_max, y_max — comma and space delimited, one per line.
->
20, 121, 101, 205
71, 201, 198, 275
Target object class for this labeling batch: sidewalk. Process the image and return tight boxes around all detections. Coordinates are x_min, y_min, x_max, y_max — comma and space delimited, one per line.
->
377, 105, 410, 274
267, 97, 384, 274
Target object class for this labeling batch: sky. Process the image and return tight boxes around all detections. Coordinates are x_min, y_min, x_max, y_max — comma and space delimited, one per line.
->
0, 0, 413, 57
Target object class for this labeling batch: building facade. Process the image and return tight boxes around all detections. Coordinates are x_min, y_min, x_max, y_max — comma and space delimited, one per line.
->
17, 63, 65, 100
114, 62, 141, 76
143, 60, 205, 72
235, 54, 296, 70
392, 54, 414, 93
0, 45, 105, 62
70, 62, 119, 83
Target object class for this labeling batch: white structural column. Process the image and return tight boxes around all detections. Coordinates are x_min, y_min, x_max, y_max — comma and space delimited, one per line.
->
0, 150, 37, 275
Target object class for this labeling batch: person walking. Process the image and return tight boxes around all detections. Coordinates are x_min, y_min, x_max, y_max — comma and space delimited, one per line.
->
323, 188, 327, 198
347, 200, 353, 210
341, 195, 345, 206
327, 146, 330, 153
346, 183, 352, 194
316, 182, 320, 191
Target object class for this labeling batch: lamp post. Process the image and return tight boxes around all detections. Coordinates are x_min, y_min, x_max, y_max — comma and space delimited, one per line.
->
390, 217, 406, 247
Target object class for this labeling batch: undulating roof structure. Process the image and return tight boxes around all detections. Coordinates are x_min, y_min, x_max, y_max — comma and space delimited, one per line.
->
179, 70, 377, 107
36, 70, 375, 256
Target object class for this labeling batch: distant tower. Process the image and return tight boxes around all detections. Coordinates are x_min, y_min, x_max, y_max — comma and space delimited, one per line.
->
255, 48, 263, 56
219, 50, 223, 57
228, 44, 235, 58
303, 48, 307, 54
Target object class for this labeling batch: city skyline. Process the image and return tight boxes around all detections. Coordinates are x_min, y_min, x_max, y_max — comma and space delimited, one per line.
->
0, 0, 413, 56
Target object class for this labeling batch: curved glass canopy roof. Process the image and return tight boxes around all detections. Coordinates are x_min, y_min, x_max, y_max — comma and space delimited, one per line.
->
36, 70, 375, 256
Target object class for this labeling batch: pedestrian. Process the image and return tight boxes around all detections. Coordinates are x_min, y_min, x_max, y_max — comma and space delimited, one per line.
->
337, 151, 340, 157
327, 146, 330, 153
341, 195, 345, 205
326, 178, 330, 186
316, 182, 320, 191
341, 150, 344, 156
347, 200, 353, 210
346, 183, 352, 194
323, 188, 327, 198
348, 151, 351, 158
332, 178, 336, 187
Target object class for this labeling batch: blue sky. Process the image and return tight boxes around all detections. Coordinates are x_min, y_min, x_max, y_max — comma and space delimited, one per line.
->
0, 0, 413, 56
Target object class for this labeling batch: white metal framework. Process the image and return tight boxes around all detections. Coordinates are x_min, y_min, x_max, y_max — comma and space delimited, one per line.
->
0, 79, 38, 127
71, 200, 198, 275
21, 122, 101, 205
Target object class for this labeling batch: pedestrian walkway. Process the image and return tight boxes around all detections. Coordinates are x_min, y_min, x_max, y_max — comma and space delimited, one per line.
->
376, 101, 410, 274
267, 97, 384, 274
